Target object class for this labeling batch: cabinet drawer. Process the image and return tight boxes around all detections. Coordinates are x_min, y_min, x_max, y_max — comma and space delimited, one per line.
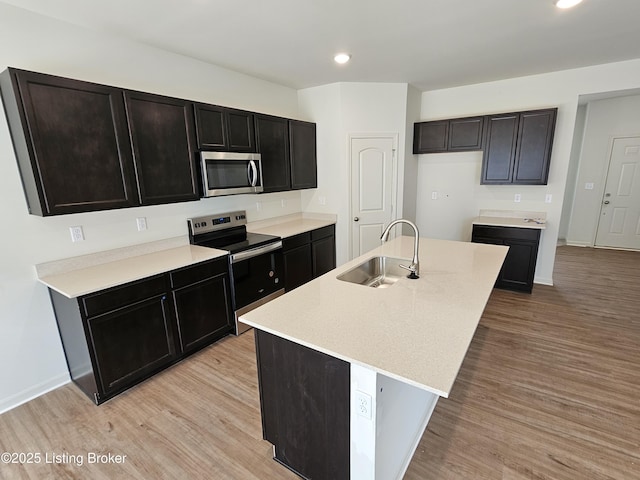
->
81, 275, 166, 318
472, 225, 540, 242
169, 257, 228, 290
311, 224, 335, 241
283, 232, 311, 251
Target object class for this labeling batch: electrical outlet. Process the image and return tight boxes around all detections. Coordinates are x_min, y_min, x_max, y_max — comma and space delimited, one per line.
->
69, 226, 84, 242
585, 182, 594, 190
136, 217, 147, 231
281, 199, 286, 208
545, 194, 552, 203
431, 191, 438, 200
256, 201, 262, 212
514, 194, 521, 203
355, 390, 372, 420
318, 196, 327, 205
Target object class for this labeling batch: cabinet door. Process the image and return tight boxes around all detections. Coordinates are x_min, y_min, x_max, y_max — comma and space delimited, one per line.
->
125, 91, 199, 204
87, 294, 176, 396
194, 103, 226, 150
512, 109, 556, 185
194, 104, 255, 152
283, 243, 313, 292
312, 236, 335, 278
481, 113, 519, 184
311, 226, 336, 278
448, 116, 484, 151
289, 120, 317, 190
255, 114, 291, 192
413, 120, 449, 153
225, 108, 256, 152
256, 330, 350, 480
172, 273, 233, 354
499, 239, 539, 292
1, 68, 138, 215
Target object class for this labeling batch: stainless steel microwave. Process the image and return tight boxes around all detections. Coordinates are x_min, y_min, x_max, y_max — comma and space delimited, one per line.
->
200, 151, 263, 197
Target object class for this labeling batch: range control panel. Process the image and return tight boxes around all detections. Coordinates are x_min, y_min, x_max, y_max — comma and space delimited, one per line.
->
188, 211, 247, 235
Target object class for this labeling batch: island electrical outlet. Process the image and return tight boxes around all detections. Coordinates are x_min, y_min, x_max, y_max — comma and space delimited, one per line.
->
355, 390, 372, 420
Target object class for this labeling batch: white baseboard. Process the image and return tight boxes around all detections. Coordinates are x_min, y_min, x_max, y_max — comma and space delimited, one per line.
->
565, 241, 592, 247
534, 277, 553, 286
0, 374, 70, 415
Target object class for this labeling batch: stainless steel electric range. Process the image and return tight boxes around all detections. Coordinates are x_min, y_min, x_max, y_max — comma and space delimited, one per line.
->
188, 211, 284, 335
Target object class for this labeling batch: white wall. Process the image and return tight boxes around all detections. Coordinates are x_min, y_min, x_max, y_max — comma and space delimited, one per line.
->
416, 59, 640, 285
299, 82, 410, 265
0, 3, 302, 413
559, 104, 587, 242
566, 94, 640, 246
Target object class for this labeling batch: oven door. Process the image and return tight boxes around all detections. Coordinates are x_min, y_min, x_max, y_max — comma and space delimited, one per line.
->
230, 242, 284, 334
201, 152, 264, 197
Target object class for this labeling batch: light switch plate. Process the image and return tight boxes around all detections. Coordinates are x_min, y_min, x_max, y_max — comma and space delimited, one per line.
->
545, 194, 552, 203
585, 183, 594, 190
514, 194, 521, 203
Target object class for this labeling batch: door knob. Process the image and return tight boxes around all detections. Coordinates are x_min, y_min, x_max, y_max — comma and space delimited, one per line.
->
354, 217, 359, 222
604, 200, 610, 204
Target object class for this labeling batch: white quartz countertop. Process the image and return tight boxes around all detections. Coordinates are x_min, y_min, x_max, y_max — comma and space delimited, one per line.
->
247, 212, 336, 238
38, 245, 228, 298
241, 236, 508, 398
472, 209, 547, 229
472, 216, 547, 229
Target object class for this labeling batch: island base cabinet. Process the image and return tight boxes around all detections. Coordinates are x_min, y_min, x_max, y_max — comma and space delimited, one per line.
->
255, 330, 350, 480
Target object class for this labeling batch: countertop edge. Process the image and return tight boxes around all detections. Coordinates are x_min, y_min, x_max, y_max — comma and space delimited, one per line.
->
38, 245, 228, 299
472, 216, 547, 229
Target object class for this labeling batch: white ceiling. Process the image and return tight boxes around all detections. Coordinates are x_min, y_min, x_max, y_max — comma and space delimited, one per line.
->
4, 0, 640, 91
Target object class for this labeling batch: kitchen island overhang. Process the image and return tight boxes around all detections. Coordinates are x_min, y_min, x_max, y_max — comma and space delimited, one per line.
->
241, 236, 508, 479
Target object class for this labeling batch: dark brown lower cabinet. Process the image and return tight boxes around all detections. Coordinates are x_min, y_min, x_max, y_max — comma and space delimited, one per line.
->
255, 330, 350, 480
50, 257, 233, 404
282, 224, 336, 292
170, 261, 233, 354
471, 225, 541, 293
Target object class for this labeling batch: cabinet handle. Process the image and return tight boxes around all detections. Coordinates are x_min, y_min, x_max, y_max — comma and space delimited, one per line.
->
603, 201, 610, 205
354, 217, 359, 222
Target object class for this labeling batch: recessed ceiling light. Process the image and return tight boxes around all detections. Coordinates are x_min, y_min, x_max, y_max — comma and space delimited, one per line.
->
334, 53, 351, 64
554, 0, 583, 8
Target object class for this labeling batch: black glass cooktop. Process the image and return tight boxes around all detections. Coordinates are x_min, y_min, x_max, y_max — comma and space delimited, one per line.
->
193, 226, 280, 254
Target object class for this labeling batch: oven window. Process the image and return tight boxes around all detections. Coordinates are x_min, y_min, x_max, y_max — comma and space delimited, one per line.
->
205, 160, 253, 189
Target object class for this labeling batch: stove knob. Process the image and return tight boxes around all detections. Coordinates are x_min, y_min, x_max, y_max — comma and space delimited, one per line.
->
269, 271, 274, 277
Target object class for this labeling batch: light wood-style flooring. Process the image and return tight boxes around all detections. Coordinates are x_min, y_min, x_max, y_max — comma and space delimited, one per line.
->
1, 246, 639, 479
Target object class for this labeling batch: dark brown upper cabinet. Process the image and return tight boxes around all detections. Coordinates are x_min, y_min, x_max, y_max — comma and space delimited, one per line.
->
481, 108, 557, 185
194, 103, 256, 152
124, 91, 199, 205
413, 116, 484, 154
0, 68, 139, 216
255, 113, 291, 192
255, 116, 317, 192
289, 119, 317, 190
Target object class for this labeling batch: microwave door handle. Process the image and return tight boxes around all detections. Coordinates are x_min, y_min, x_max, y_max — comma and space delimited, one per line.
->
248, 160, 258, 187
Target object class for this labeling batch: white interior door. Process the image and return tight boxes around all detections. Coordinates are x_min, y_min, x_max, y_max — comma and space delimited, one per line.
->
595, 136, 640, 250
350, 136, 396, 259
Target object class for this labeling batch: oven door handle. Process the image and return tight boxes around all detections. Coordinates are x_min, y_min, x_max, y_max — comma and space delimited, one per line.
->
229, 241, 283, 263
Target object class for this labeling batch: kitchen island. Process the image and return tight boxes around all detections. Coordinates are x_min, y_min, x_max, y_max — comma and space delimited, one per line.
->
240, 236, 508, 480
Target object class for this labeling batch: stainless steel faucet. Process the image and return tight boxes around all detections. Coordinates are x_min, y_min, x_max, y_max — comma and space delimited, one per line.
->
380, 219, 420, 279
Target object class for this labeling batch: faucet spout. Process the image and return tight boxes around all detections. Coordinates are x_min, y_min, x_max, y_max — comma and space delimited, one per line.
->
380, 219, 420, 279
